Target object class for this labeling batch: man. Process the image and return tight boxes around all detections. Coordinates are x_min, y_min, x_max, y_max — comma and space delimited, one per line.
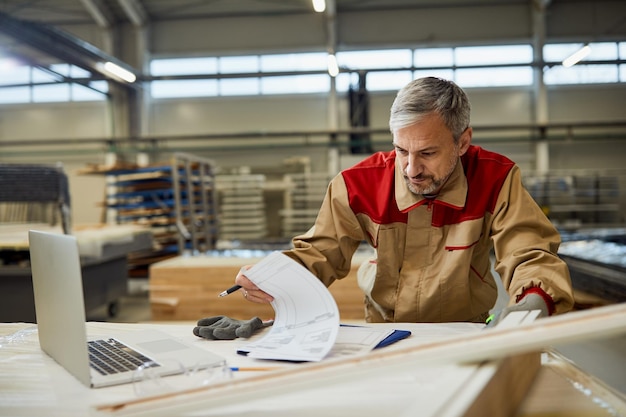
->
236, 76, 574, 324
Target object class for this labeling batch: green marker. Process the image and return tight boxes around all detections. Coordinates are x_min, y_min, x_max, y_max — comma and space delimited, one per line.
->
485, 313, 495, 325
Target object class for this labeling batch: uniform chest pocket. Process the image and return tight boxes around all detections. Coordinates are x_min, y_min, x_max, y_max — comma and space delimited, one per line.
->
375, 226, 406, 270
442, 219, 484, 252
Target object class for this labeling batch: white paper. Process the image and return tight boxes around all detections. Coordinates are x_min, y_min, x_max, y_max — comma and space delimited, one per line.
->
237, 251, 340, 361
328, 326, 395, 358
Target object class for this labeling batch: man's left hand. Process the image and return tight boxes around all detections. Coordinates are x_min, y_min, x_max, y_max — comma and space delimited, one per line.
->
486, 293, 549, 328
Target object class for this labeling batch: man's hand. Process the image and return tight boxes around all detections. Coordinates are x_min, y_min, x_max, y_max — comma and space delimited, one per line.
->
486, 293, 549, 328
235, 268, 274, 303
193, 316, 274, 340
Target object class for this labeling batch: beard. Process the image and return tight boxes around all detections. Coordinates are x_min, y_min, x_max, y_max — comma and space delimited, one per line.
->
403, 152, 459, 196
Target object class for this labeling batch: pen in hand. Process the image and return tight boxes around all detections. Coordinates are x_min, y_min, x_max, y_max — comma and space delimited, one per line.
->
218, 284, 242, 297
219, 266, 249, 297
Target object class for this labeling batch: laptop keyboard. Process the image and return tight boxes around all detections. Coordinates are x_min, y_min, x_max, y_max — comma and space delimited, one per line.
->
88, 339, 160, 376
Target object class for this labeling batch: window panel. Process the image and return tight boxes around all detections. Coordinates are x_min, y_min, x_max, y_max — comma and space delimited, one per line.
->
69, 65, 91, 78
32, 68, 60, 83
90, 81, 109, 94
366, 71, 413, 91
413, 69, 455, 81
0, 86, 29, 103
142, 43, 624, 99
0, 64, 29, 86
456, 67, 533, 87
49, 63, 70, 77
337, 49, 412, 70
0, 57, 22, 74
335, 72, 359, 92
261, 74, 328, 94
455, 45, 533, 66
545, 64, 618, 85
260, 52, 327, 72
543, 43, 584, 62
220, 78, 260, 95
586, 42, 618, 60
414, 48, 453, 67
72, 83, 107, 101
151, 79, 218, 98
151, 57, 218, 76
220, 56, 259, 74
33, 84, 70, 102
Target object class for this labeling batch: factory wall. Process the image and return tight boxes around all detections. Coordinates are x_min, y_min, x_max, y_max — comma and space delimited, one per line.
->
1, 82, 625, 226
0, 1, 625, 226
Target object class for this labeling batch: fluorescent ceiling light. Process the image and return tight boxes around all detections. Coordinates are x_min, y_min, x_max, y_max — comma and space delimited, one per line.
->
312, 0, 326, 13
327, 54, 339, 77
562, 44, 591, 68
102, 61, 136, 83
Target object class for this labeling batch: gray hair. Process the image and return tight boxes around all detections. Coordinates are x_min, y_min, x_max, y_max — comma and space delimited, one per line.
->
389, 77, 471, 141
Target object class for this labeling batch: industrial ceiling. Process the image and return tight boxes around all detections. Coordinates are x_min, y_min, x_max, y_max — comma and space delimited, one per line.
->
0, 0, 624, 88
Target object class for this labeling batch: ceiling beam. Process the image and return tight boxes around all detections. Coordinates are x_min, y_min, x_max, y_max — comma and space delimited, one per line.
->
118, 0, 148, 26
79, 0, 112, 28
0, 11, 139, 88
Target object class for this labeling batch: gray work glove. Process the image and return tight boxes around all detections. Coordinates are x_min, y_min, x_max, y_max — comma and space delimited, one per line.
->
486, 293, 549, 328
193, 315, 273, 340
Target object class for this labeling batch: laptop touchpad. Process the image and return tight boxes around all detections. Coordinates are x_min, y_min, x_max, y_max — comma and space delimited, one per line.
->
137, 339, 189, 353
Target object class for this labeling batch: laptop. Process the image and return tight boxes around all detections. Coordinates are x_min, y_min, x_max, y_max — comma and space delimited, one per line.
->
28, 229, 226, 388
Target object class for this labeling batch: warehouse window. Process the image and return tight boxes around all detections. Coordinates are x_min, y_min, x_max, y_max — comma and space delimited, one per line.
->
456, 67, 534, 87
365, 70, 413, 91
221, 56, 259, 73
337, 49, 413, 70
261, 52, 327, 72
261, 74, 329, 94
149, 46, 540, 97
0, 61, 107, 103
73, 81, 109, 101
2, 42, 625, 104
151, 53, 331, 97
413, 45, 534, 88
0, 86, 29, 103
33, 83, 70, 102
220, 77, 260, 95
0, 61, 29, 85
415, 48, 453, 67
336, 49, 413, 91
455, 45, 533, 66
152, 79, 219, 98
543, 42, 621, 84
0, 59, 30, 103
147, 42, 623, 98
454, 45, 534, 87
150, 57, 218, 75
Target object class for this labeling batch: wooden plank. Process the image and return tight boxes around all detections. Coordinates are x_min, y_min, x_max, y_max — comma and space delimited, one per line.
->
149, 255, 367, 321
461, 353, 541, 417
95, 303, 626, 416
149, 257, 274, 320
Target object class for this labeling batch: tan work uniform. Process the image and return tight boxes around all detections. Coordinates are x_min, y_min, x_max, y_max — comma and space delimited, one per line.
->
284, 145, 574, 323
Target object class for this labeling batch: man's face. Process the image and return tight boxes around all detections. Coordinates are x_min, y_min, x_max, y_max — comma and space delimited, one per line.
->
393, 112, 471, 195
